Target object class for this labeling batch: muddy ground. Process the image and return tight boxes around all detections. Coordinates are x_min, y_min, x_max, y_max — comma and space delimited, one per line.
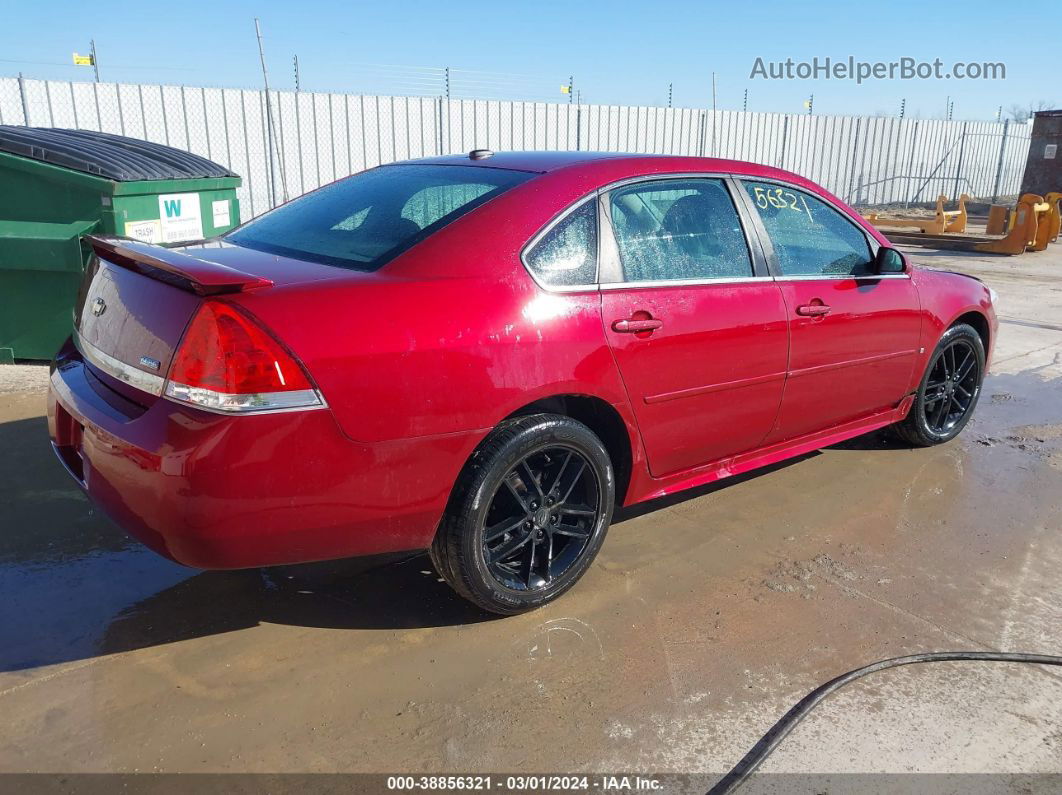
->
1, 243, 1061, 786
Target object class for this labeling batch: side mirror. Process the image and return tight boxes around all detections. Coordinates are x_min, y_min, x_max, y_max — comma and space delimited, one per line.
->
874, 246, 906, 274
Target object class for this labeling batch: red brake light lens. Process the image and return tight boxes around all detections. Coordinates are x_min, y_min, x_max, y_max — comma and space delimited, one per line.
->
165, 302, 322, 412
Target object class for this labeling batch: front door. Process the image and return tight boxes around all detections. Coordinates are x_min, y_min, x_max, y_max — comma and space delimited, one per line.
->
600, 177, 789, 477
738, 179, 922, 442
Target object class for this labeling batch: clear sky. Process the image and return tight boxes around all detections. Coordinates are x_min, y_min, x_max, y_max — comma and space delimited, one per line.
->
1, 0, 1057, 121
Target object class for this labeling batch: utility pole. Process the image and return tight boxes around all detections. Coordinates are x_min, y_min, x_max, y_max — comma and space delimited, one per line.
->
568, 75, 574, 104
254, 18, 281, 206
90, 39, 100, 82
667, 83, 672, 109
743, 88, 748, 113
445, 66, 450, 100
948, 100, 954, 121
293, 55, 300, 91
995, 105, 1002, 122
899, 98, 905, 119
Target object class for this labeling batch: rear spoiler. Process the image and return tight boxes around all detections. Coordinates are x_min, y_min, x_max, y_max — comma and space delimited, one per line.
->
86, 236, 273, 296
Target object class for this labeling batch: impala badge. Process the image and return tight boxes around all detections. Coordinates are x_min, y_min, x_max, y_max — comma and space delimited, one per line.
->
139, 356, 161, 371
91, 298, 107, 317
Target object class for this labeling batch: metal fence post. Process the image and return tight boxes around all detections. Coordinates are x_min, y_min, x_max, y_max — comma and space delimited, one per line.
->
18, 72, 30, 125
845, 117, 863, 204
778, 115, 790, 169
904, 120, 921, 208
953, 122, 968, 200
436, 96, 444, 155
991, 119, 1010, 204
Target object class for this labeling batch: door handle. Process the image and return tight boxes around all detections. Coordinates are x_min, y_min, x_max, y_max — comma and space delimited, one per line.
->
796, 303, 831, 317
612, 318, 663, 333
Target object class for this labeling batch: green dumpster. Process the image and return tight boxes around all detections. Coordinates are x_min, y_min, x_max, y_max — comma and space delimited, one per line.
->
0, 126, 242, 362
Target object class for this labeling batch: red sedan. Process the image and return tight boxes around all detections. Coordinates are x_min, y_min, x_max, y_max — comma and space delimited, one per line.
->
48, 151, 997, 614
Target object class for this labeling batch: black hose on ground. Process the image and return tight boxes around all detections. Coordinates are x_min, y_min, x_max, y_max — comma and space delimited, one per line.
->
707, 651, 1062, 795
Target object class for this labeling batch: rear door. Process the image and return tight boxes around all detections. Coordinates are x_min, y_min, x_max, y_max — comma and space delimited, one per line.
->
599, 177, 789, 477
736, 179, 921, 442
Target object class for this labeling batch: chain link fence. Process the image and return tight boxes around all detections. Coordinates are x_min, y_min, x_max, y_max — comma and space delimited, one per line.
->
1, 76, 1032, 219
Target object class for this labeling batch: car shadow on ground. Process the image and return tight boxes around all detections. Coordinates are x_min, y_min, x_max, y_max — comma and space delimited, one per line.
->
0, 410, 894, 674
826, 427, 912, 451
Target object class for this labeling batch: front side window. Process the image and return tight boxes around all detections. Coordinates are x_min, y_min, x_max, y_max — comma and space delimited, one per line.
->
608, 179, 753, 282
228, 165, 532, 271
743, 182, 872, 276
524, 201, 598, 287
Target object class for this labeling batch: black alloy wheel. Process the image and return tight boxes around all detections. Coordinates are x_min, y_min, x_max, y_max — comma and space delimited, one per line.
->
893, 323, 985, 447
922, 338, 980, 434
481, 446, 599, 591
431, 414, 614, 615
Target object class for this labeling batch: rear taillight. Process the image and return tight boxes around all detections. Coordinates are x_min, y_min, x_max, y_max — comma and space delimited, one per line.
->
164, 302, 324, 413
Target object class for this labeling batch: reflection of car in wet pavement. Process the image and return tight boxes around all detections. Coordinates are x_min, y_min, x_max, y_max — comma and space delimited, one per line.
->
46, 151, 999, 614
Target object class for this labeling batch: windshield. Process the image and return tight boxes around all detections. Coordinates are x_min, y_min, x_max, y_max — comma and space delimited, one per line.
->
228, 164, 533, 271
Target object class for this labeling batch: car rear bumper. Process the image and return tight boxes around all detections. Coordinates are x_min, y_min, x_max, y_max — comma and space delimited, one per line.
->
47, 339, 480, 569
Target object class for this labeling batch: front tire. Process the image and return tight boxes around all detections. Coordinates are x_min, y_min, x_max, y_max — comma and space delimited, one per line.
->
894, 323, 985, 447
431, 414, 614, 615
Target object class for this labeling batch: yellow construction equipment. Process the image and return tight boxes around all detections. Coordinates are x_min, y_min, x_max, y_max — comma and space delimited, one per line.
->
1029, 192, 1058, 252
877, 194, 1047, 255
985, 205, 1008, 236
1044, 192, 1061, 245
864, 194, 970, 235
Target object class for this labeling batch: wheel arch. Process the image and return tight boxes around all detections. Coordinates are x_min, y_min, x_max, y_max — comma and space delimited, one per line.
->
503, 394, 634, 506
951, 310, 991, 356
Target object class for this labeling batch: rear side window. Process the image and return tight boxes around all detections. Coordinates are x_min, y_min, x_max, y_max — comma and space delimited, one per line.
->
742, 182, 872, 276
524, 201, 597, 287
608, 179, 753, 282
401, 183, 498, 228
228, 165, 532, 271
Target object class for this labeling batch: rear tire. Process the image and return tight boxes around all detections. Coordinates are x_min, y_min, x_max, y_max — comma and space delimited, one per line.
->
431, 414, 614, 615
893, 323, 985, 447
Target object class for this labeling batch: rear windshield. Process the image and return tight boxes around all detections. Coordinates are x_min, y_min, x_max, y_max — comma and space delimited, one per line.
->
228, 164, 533, 271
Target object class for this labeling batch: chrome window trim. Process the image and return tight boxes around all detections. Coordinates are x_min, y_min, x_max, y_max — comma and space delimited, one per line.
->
596, 171, 733, 193
521, 171, 771, 293
600, 174, 765, 287
74, 331, 165, 397
600, 276, 767, 291
518, 171, 905, 293
773, 273, 911, 281
518, 194, 601, 294
731, 175, 895, 278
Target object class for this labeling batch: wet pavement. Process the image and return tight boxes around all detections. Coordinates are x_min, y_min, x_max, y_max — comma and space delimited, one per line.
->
2, 246, 1061, 778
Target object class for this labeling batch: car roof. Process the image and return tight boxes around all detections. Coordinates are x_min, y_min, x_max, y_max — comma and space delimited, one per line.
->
395, 149, 807, 186
401, 150, 632, 172
399, 150, 803, 180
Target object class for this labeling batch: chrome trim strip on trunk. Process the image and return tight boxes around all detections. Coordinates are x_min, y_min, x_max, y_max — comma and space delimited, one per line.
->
74, 331, 166, 397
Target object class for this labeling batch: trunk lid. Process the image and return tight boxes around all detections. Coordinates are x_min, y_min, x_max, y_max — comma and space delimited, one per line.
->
73, 237, 370, 405
75, 243, 208, 404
